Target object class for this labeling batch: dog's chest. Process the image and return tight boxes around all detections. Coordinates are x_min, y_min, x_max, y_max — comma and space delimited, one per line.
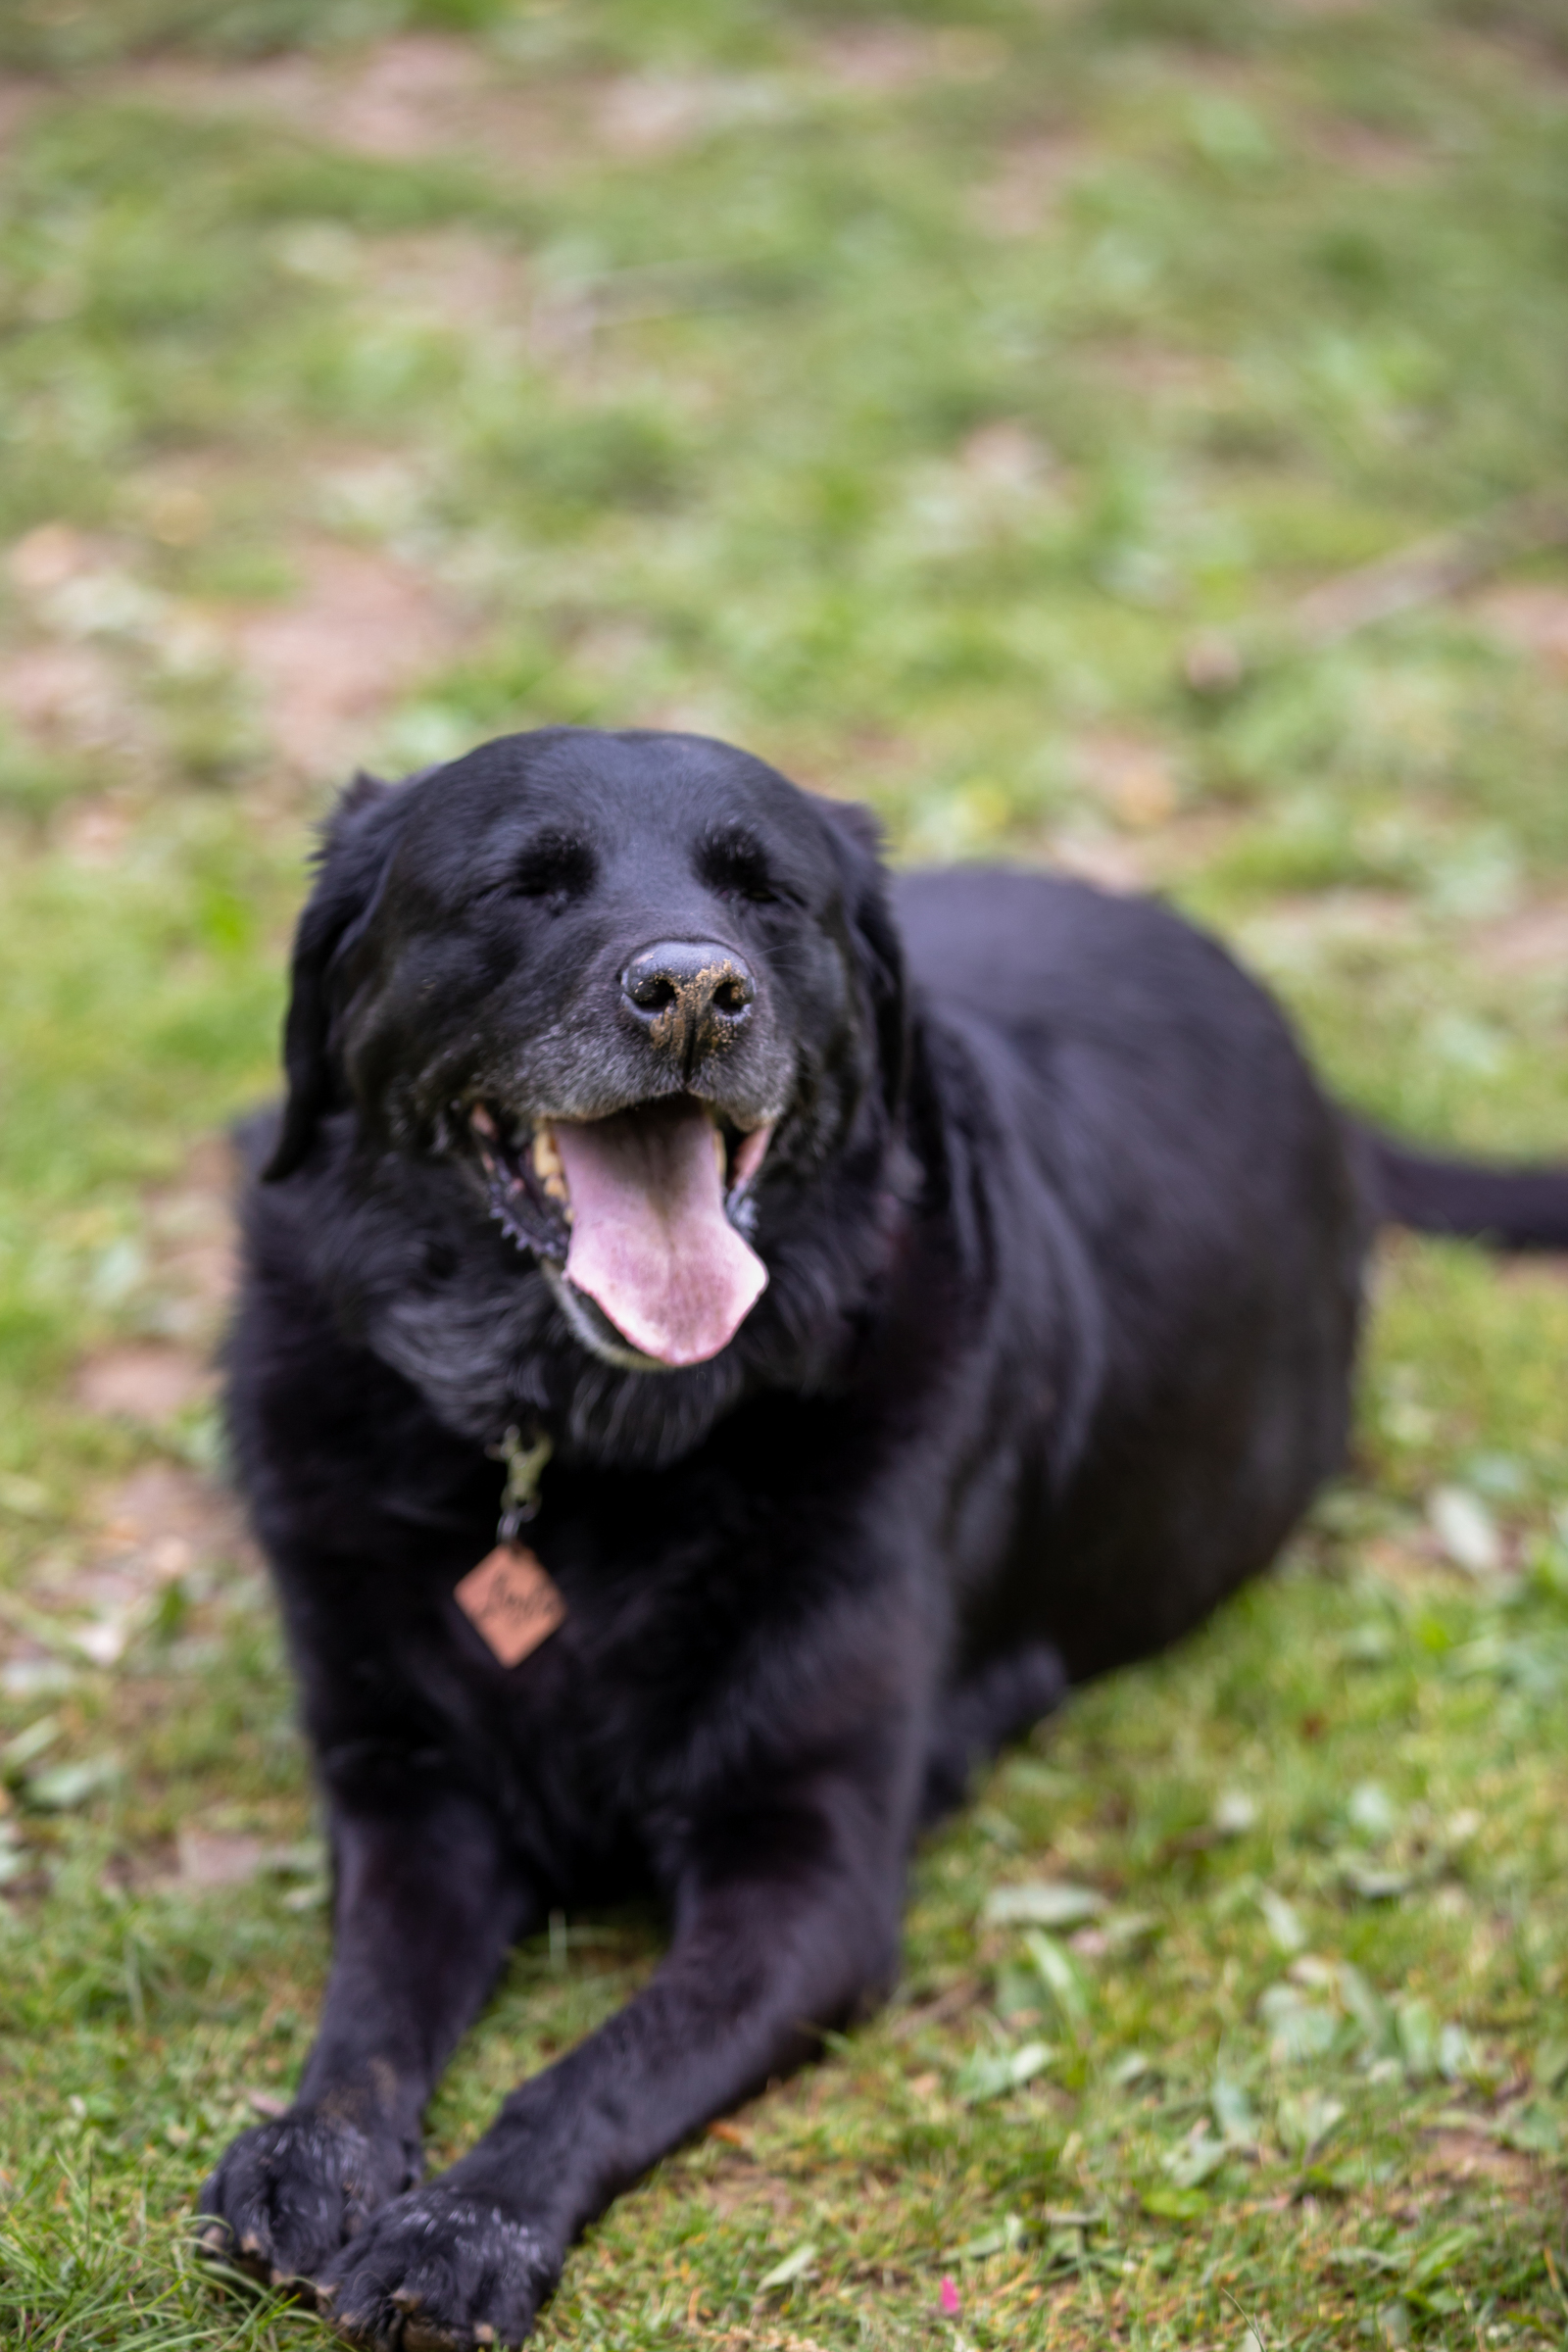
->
417, 1489, 800, 1837
359, 1405, 907, 1879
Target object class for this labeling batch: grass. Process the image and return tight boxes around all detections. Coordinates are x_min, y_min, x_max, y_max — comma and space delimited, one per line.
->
1, 0, 1567, 2343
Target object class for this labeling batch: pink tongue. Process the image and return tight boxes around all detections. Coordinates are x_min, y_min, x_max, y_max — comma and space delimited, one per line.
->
551, 1100, 767, 1368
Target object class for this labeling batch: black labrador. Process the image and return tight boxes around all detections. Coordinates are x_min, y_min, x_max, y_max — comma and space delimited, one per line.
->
199, 726, 1568, 2348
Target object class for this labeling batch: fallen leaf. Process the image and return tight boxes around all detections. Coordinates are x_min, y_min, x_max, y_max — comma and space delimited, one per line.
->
983, 1880, 1105, 1928
955, 2038, 1055, 2104
1257, 1886, 1307, 1953
1141, 2184, 1209, 2221
1024, 1930, 1091, 2030
757, 2241, 817, 2291
1161, 2131, 1230, 2189
1429, 1486, 1501, 1577
2, 1716, 63, 1773
26, 1755, 120, 1811
943, 2213, 1027, 2263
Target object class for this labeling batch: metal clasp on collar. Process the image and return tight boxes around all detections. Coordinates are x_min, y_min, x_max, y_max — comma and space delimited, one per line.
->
487, 1424, 554, 1545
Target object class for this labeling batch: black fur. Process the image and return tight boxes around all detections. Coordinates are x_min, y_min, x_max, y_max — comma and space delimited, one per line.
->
1358, 1123, 1568, 1250
198, 728, 1568, 2349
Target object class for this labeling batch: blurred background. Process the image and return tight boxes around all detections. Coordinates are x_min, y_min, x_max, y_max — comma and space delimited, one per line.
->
2, 3, 1568, 2346
7, 0, 1565, 1525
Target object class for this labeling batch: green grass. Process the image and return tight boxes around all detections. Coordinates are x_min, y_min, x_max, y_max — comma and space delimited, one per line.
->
2, 0, 1568, 2343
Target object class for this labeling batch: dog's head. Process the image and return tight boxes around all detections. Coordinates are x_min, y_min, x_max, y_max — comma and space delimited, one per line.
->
265, 728, 908, 1435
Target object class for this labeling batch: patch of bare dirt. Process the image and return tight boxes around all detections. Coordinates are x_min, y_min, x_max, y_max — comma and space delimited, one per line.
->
0, 526, 213, 818
4, 1461, 256, 1675
706, 2333, 833, 2352
886, 1975, 985, 2039
1473, 894, 1568, 978
595, 74, 697, 158
6, 1138, 251, 1677
689, 2163, 801, 2227
1139, 806, 1250, 886
595, 72, 787, 158
1234, 889, 1422, 976
121, 1825, 316, 1895
126, 48, 319, 130
1086, 341, 1227, 399
175, 1828, 268, 1887
1421, 2127, 1549, 2194
73, 1134, 238, 1425
1473, 583, 1568, 673
1071, 731, 1182, 832
75, 1345, 212, 1425
51, 794, 139, 868
0, 76, 44, 157
142, 1132, 241, 1345
970, 134, 1090, 238
127, 38, 580, 178
2, 521, 174, 773
0, 639, 136, 757
1040, 824, 1148, 895
1354, 1523, 1456, 1595
229, 540, 464, 780
7, 519, 118, 602
1308, 117, 1430, 179
317, 33, 494, 160
367, 230, 531, 340
956, 419, 1055, 495
805, 23, 1002, 90
95, 1460, 246, 1569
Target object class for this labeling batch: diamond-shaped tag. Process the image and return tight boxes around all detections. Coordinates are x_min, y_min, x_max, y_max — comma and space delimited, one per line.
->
454, 1544, 566, 1667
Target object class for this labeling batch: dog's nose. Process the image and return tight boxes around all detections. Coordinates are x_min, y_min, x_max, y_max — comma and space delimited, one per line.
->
621, 940, 755, 1059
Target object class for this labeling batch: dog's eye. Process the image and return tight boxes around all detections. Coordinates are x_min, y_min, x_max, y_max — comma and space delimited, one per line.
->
509, 835, 595, 910
703, 836, 784, 907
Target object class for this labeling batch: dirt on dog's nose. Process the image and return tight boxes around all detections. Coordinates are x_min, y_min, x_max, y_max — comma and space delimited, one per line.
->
621, 940, 756, 1065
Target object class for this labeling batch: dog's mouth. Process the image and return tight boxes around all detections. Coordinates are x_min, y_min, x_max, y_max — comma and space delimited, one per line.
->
467, 1098, 772, 1371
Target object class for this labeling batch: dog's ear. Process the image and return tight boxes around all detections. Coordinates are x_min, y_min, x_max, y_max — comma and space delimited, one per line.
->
263, 772, 403, 1182
817, 797, 908, 1119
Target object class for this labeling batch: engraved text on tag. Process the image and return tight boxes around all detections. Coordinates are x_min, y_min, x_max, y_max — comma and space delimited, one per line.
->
454, 1544, 566, 1667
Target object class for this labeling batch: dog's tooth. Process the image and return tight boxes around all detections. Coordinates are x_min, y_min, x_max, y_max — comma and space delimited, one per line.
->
532, 1124, 571, 1209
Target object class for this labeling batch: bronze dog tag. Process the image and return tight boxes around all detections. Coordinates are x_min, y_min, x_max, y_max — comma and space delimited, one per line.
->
454, 1544, 566, 1667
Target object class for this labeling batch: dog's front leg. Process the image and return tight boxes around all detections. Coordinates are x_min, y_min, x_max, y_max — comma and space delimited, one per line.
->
199, 1785, 527, 2289
317, 1764, 906, 2350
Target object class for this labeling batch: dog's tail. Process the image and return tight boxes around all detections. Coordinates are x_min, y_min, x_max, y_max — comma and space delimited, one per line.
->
1356, 1122, 1568, 1251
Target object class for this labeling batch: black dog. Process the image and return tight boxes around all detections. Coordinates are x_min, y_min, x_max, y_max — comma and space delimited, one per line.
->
200, 726, 1568, 2348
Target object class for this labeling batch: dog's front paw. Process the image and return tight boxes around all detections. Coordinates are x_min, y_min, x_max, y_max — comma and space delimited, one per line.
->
197, 2109, 419, 2287
318, 2184, 559, 2350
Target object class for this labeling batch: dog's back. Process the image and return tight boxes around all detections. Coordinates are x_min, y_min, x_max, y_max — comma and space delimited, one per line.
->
896, 868, 1368, 1678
